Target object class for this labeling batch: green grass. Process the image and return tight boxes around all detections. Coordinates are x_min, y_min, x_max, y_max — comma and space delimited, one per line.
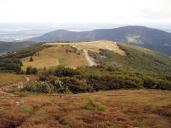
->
81, 98, 107, 111
89, 43, 171, 77
20, 106, 33, 115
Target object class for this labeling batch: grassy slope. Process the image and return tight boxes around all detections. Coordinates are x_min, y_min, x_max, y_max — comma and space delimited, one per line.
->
19, 40, 171, 77
0, 89, 170, 128
46, 40, 126, 55
120, 43, 171, 76
22, 45, 88, 69
0, 73, 25, 87
21, 41, 125, 69
89, 42, 171, 76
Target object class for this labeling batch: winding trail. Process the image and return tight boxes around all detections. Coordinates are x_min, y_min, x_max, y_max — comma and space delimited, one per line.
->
83, 49, 97, 66
0, 76, 30, 98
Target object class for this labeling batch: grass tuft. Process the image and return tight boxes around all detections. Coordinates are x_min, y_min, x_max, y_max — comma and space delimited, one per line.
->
20, 106, 33, 115
81, 98, 107, 111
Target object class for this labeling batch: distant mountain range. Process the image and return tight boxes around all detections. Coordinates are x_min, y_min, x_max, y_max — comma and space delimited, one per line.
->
1, 26, 171, 56
30, 26, 171, 56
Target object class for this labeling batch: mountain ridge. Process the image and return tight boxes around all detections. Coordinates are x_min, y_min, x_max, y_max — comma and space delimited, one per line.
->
30, 26, 171, 56
17, 40, 171, 76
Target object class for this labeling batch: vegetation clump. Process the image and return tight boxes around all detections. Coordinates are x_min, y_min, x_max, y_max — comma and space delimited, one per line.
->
81, 98, 107, 111
20, 106, 33, 115
0, 57, 22, 72
24, 81, 53, 93
53, 66, 80, 77
26, 66, 38, 75
29, 56, 33, 62
22, 65, 171, 94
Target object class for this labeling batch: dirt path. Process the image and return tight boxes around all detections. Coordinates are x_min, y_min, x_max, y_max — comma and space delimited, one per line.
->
24, 76, 30, 83
0, 76, 30, 98
83, 49, 97, 66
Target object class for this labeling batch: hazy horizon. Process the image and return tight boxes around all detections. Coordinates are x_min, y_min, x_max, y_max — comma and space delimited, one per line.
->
0, 22, 171, 41
0, 0, 171, 41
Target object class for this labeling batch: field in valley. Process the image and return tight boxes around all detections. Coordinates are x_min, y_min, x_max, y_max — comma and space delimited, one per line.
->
0, 89, 170, 128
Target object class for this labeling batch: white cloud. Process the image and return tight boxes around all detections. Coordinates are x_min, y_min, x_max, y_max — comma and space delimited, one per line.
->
0, 0, 170, 24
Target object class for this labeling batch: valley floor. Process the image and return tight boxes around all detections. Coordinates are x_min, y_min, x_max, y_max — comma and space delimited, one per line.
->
0, 89, 170, 128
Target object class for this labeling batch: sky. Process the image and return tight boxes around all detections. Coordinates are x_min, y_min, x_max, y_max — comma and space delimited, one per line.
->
0, 0, 171, 26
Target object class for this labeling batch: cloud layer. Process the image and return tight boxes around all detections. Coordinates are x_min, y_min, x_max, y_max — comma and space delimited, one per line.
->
0, 0, 170, 25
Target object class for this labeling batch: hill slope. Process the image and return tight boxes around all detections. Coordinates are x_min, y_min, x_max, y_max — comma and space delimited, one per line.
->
20, 40, 171, 76
21, 41, 125, 69
0, 41, 36, 53
90, 42, 171, 76
1, 40, 171, 91
30, 26, 171, 56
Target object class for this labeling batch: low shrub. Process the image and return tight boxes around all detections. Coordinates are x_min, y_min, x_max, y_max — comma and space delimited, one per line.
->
20, 106, 33, 115
23, 65, 171, 93
29, 56, 33, 62
144, 77, 171, 90
53, 79, 71, 93
0, 58, 22, 72
24, 81, 53, 93
87, 75, 143, 90
61, 77, 93, 93
81, 98, 107, 111
26, 66, 38, 75
53, 66, 80, 77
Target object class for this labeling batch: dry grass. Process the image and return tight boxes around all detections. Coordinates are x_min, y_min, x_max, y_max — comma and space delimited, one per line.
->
0, 89, 170, 128
21, 40, 126, 70
21, 45, 88, 70
0, 73, 25, 87
46, 40, 126, 56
